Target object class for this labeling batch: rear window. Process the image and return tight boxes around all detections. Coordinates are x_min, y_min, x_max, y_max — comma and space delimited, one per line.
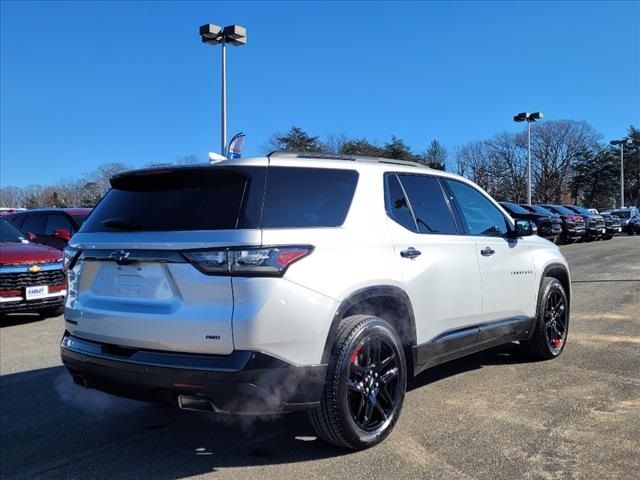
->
80, 165, 358, 232
72, 214, 89, 225
81, 167, 265, 232
261, 167, 358, 228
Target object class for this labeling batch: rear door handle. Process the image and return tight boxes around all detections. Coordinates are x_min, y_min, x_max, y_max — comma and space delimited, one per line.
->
400, 247, 422, 259
480, 247, 495, 257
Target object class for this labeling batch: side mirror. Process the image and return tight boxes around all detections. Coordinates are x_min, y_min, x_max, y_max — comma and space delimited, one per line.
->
514, 219, 537, 237
52, 229, 71, 241
27, 232, 37, 242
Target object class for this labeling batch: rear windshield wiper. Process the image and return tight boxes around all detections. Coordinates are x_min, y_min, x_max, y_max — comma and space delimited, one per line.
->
101, 217, 141, 230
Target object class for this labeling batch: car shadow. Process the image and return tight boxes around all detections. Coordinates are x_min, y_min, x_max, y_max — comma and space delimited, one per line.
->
0, 313, 49, 328
1, 344, 533, 479
0, 365, 348, 479
409, 342, 534, 391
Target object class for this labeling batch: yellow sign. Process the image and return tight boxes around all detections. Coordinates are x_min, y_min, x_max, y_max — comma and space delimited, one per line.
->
29, 265, 41, 273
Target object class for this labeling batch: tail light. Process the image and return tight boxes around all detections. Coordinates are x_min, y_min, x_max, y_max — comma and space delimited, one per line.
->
63, 246, 81, 271
184, 246, 313, 277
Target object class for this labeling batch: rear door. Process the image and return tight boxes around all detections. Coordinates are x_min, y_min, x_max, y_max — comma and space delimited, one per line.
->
444, 179, 537, 323
66, 165, 266, 355
385, 173, 483, 345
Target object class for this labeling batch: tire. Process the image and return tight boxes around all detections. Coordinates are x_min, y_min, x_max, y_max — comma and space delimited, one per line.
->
40, 305, 64, 318
309, 315, 407, 450
602, 234, 613, 240
522, 277, 569, 360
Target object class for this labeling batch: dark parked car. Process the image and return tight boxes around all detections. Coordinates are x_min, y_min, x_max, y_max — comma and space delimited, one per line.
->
531, 205, 586, 244
561, 205, 606, 241
0, 218, 66, 317
499, 202, 562, 242
603, 208, 640, 235
7, 208, 92, 250
600, 213, 622, 239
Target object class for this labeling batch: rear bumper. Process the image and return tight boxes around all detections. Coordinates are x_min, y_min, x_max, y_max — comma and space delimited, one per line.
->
60, 332, 326, 414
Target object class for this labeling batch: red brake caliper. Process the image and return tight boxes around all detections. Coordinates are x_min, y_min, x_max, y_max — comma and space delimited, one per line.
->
351, 345, 363, 365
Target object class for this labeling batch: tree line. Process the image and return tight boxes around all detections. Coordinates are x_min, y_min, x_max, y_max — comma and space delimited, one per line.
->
1, 123, 638, 210
0, 155, 198, 209
267, 122, 639, 209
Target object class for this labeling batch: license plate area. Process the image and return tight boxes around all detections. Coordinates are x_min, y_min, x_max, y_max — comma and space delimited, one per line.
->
88, 262, 175, 301
26, 285, 48, 300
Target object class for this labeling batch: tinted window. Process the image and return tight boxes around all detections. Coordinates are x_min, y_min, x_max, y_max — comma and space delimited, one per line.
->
398, 175, 457, 234
447, 180, 508, 236
82, 167, 264, 232
384, 174, 417, 232
543, 205, 575, 215
501, 202, 529, 215
261, 167, 358, 228
8, 215, 25, 228
72, 214, 89, 225
46, 214, 75, 235
0, 218, 26, 243
567, 205, 591, 215
524, 205, 554, 216
21, 214, 47, 235
610, 211, 630, 219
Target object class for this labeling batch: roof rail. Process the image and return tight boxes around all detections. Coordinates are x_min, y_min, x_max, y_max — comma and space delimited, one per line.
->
267, 151, 427, 168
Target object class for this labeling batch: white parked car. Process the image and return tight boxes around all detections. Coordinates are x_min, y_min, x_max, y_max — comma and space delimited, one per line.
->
61, 152, 571, 449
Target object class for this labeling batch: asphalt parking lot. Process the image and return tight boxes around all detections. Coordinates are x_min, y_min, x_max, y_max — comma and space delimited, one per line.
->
1, 236, 639, 480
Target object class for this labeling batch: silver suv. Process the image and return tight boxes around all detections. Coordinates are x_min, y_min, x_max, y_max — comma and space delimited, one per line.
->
61, 152, 571, 449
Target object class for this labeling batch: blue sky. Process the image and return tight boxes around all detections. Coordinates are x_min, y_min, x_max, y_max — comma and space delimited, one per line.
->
1, 1, 639, 187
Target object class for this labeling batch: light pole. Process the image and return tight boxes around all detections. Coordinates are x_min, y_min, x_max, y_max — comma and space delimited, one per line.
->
610, 138, 633, 208
514, 112, 543, 205
199, 24, 247, 156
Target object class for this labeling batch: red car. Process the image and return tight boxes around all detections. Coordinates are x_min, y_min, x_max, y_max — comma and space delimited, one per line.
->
0, 218, 66, 317
7, 208, 92, 250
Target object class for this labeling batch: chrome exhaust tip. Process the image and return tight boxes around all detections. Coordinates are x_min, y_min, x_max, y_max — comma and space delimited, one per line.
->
177, 395, 216, 413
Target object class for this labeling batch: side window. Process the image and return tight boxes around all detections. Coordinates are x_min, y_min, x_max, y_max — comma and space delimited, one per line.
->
261, 167, 358, 228
384, 174, 417, 232
397, 175, 458, 234
46, 214, 75, 235
446, 180, 509, 236
8, 215, 25, 228
21, 215, 47, 235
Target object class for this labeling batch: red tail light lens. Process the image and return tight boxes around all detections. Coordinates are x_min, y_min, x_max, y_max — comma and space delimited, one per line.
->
184, 246, 313, 277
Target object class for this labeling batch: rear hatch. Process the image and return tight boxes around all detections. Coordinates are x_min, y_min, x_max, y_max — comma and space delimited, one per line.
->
66, 163, 266, 355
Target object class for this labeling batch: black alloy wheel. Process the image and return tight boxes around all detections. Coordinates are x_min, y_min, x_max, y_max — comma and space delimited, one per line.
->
543, 288, 567, 355
522, 277, 570, 360
347, 334, 400, 432
309, 315, 406, 450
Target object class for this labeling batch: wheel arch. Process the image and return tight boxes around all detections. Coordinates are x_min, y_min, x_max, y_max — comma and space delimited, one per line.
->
540, 262, 571, 306
321, 285, 417, 365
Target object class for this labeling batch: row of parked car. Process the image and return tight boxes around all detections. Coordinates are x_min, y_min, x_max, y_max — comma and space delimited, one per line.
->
499, 203, 640, 245
0, 208, 92, 317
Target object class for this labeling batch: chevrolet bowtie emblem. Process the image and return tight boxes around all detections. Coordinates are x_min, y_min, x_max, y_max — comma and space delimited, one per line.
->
109, 250, 131, 264
29, 265, 41, 273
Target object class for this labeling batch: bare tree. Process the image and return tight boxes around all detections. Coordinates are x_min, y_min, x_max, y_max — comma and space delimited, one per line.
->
0, 186, 25, 208
176, 154, 199, 164
84, 162, 129, 196
531, 120, 601, 203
